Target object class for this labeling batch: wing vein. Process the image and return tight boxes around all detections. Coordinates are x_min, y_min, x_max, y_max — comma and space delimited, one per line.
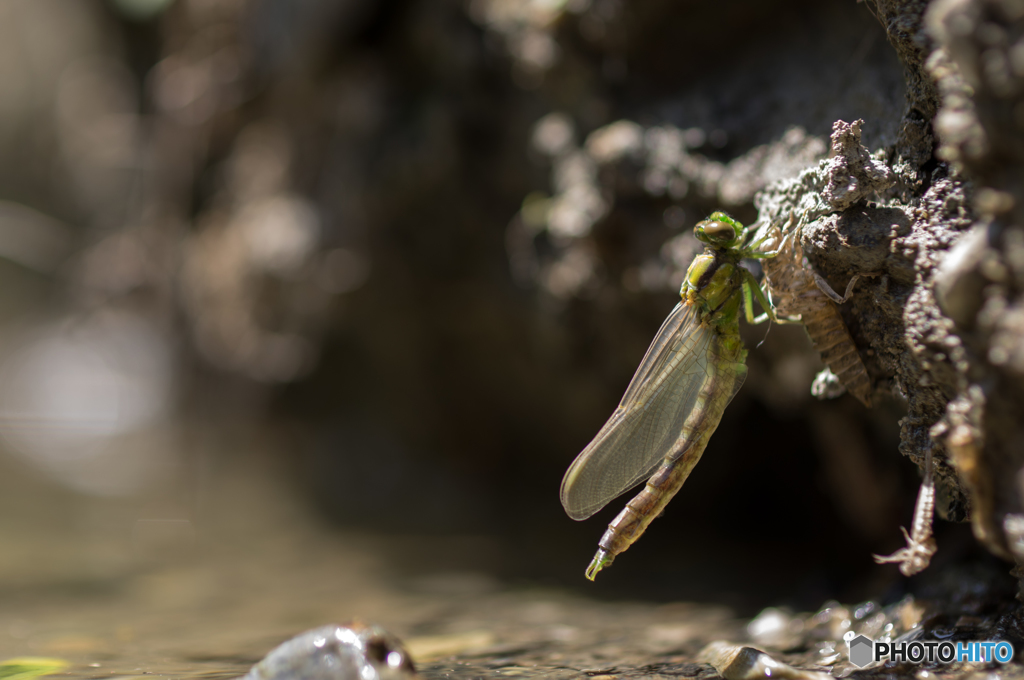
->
560, 303, 720, 520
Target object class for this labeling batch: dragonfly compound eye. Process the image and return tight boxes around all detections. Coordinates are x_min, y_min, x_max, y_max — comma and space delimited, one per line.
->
694, 219, 739, 246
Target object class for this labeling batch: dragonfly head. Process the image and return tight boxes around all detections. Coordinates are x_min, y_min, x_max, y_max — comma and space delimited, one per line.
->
694, 211, 743, 249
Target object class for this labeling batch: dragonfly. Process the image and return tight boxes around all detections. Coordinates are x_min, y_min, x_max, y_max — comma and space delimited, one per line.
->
560, 211, 793, 580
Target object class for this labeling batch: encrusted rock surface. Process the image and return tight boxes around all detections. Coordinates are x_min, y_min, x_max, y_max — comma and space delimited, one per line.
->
753, 0, 1024, 567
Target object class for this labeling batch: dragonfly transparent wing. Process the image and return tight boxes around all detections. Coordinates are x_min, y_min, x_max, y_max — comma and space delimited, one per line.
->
560, 303, 717, 520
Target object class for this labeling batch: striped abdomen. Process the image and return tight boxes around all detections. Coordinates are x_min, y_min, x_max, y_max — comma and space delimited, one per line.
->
762, 222, 872, 407
594, 329, 748, 561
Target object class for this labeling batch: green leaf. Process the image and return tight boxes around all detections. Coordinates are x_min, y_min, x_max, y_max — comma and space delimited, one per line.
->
0, 657, 69, 680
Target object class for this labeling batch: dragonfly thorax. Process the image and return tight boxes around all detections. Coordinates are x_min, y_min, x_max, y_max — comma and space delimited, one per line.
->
681, 252, 745, 323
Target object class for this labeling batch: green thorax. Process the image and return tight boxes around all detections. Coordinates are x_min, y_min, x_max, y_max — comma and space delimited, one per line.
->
681, 248, 746, 331
678, 211, 756, 362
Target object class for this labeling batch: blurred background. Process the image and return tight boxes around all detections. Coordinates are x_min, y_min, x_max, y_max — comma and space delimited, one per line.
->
0, 0, 992, 665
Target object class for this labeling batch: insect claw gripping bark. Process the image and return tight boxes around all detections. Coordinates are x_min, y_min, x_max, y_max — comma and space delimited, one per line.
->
873, 447, 937, 576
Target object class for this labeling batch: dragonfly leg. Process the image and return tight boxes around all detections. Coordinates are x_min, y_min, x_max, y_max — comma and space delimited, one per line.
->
743, 280, 770, 324
743, 273, 800, 325
746, 213, 797, 258
747, 248, 785, 260
744, 222, 772, 251
749, 311, 802, 325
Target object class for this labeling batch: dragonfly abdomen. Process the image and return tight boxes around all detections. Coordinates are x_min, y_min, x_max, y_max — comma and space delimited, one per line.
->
589, 331, 747, 578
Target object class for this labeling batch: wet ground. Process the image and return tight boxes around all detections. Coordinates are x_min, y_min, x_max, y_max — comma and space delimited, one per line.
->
1, 439, 1022, 680
0, 442, 743, 680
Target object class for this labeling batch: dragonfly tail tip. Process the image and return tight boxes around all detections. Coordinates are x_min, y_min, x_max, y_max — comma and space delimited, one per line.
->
585, 550, 613, 581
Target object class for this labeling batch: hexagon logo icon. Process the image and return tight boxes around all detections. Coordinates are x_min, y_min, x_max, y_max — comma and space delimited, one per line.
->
848, 635, 874, 668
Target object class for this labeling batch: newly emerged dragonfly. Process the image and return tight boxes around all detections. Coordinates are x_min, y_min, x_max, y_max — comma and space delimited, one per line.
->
560, 212, 790, 580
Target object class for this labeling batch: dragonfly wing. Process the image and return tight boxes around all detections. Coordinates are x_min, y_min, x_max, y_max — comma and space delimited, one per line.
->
560, 303, 718, 520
